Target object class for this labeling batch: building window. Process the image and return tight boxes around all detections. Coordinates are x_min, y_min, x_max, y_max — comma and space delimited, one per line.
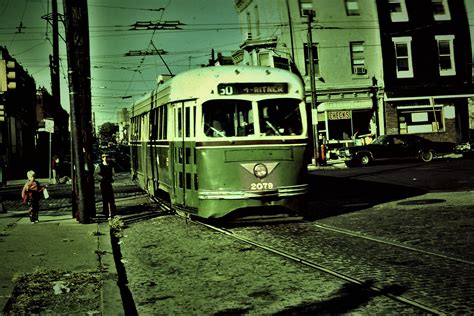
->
389, 0, 408, 22
299, 0, 314, 17
304, 43, 320, 76
350, 42, 366, 75
398, 104, 444, 134
435, 35, 456, 76
432, 0, 451, 21
345, 0, 360, 16
392, 37, 413, 78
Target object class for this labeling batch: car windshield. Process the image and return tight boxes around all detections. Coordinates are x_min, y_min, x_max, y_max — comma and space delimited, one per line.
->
202, 98, 303, 138
371, 135, 388, 145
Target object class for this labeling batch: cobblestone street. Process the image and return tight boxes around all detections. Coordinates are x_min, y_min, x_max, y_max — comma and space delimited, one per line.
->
1, 171, 473, 314
117, 189, 474, 314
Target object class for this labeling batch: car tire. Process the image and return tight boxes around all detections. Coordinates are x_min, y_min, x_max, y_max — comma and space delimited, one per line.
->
358, 153, 372, 166
419, 150, 434, 162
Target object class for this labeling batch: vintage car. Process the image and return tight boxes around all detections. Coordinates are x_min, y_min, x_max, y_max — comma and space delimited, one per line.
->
454, 140, 474, 158
337, 134, 455, 167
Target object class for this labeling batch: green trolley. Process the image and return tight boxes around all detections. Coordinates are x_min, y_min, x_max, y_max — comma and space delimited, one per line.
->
130, 66, 309, 219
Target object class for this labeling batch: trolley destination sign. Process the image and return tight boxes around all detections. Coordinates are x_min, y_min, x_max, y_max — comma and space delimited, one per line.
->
217, 83, 288, 95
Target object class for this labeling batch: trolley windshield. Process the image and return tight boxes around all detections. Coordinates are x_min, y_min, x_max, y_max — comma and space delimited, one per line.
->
202, 98, 303, 138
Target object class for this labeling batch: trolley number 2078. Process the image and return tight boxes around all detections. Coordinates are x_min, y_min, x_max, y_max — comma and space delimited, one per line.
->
250, 182, 274, 190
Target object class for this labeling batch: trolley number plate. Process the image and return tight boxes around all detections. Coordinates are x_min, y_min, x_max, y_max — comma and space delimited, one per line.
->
250, 182, 274, 190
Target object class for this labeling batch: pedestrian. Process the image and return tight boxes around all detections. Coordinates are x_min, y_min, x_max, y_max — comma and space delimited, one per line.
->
21, 170, 45, 223
95, 153, 116, 218
51, 155, 60, 184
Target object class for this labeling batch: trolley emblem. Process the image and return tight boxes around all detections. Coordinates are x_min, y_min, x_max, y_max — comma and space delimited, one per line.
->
240, 162, 279, 178
241, 163, 279, 191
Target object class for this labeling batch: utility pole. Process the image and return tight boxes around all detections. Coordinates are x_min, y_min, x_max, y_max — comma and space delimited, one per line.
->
50, 0, 60, 108
63, 0, 95, 223
285, 0, 295, 61
307, 11, 320, 165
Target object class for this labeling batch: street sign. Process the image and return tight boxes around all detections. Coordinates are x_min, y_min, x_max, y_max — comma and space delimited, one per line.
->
44, 119, 54, 133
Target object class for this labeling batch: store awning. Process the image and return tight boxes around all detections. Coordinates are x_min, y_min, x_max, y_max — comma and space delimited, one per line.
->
317, 100, 373, 111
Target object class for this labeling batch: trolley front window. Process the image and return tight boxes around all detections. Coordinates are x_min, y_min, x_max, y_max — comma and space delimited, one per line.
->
258, 98, 303, 136
203, 98, 304, 138
203, 100, 254, 137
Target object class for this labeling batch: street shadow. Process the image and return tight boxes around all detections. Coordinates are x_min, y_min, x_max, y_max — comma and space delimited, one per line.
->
305, 173, 427, 220
115, 203, 172, 226
274, 280, 406, 315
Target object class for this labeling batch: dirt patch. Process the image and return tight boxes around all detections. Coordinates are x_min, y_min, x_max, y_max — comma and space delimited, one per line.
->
3, 268, 103, 314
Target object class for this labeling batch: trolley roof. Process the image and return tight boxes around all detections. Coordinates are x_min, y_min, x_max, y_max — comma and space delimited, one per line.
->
131, 66, 304, 115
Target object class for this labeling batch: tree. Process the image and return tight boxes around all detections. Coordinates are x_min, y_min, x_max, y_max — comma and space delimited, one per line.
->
98, 122, 119, 145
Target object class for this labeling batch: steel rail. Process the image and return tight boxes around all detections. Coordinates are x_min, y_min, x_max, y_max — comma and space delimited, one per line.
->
314, 223, 474, 266
196, 220, 446, 316
148, 195, 445, 314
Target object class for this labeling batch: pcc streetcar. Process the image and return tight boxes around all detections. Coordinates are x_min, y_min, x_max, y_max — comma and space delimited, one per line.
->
129, 66, 309, 219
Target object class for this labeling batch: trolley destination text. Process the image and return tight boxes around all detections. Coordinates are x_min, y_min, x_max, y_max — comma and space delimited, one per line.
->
218, 83, 288, 95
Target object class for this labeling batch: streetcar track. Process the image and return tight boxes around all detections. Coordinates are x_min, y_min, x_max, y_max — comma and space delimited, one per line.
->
313, 223, 474, 266
149, 195, 446, 314
196, 220, 445, 315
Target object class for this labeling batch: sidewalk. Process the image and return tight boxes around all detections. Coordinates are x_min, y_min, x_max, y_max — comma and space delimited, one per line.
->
0, 181, 123, 314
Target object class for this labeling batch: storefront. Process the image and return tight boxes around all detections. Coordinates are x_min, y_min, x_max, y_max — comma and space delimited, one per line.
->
315, 99, 378, 157
384, 95, 473, 143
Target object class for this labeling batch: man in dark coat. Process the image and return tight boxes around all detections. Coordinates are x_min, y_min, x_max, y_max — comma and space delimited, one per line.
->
95, 153, 116, 218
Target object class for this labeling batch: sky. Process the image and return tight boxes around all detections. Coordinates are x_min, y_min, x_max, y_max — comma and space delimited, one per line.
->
1, 1, 473, 127
0, 0, 242, 126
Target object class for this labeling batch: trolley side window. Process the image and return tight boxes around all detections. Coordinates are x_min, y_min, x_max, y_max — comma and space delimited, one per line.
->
202, 100, 254, 137
258, 98, 303, 136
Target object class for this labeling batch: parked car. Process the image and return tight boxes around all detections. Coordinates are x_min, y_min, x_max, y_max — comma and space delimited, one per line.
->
454, 140, 474, 158
337, 134, 455, 167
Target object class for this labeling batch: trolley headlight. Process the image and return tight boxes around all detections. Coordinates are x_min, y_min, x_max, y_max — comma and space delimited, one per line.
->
253, 163, 268, 179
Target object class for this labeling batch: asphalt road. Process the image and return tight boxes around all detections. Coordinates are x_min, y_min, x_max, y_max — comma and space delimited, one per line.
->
306, 156, 474, 220
316, 156, 474, 191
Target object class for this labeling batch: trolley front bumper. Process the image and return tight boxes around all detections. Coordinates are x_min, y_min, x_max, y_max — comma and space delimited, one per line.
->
198, 184, 308, 200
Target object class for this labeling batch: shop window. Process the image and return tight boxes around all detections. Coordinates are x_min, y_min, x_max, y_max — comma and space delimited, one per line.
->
389, 0, 408, 22
304, 43, 320, 76
325, 109, 372, 141
398, 106, 444, 134
392, 36, 413, 78
432, 0, 451, 21
435, 35, 455, 76
327, 115, 352, 140
345, 0, 360, 16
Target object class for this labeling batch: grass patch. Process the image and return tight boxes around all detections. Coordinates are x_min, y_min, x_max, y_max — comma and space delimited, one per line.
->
4, 268, 102, 314
109, 216, 125, 238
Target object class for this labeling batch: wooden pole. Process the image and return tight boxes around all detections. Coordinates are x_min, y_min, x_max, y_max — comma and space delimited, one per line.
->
63, 0, 95, 223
